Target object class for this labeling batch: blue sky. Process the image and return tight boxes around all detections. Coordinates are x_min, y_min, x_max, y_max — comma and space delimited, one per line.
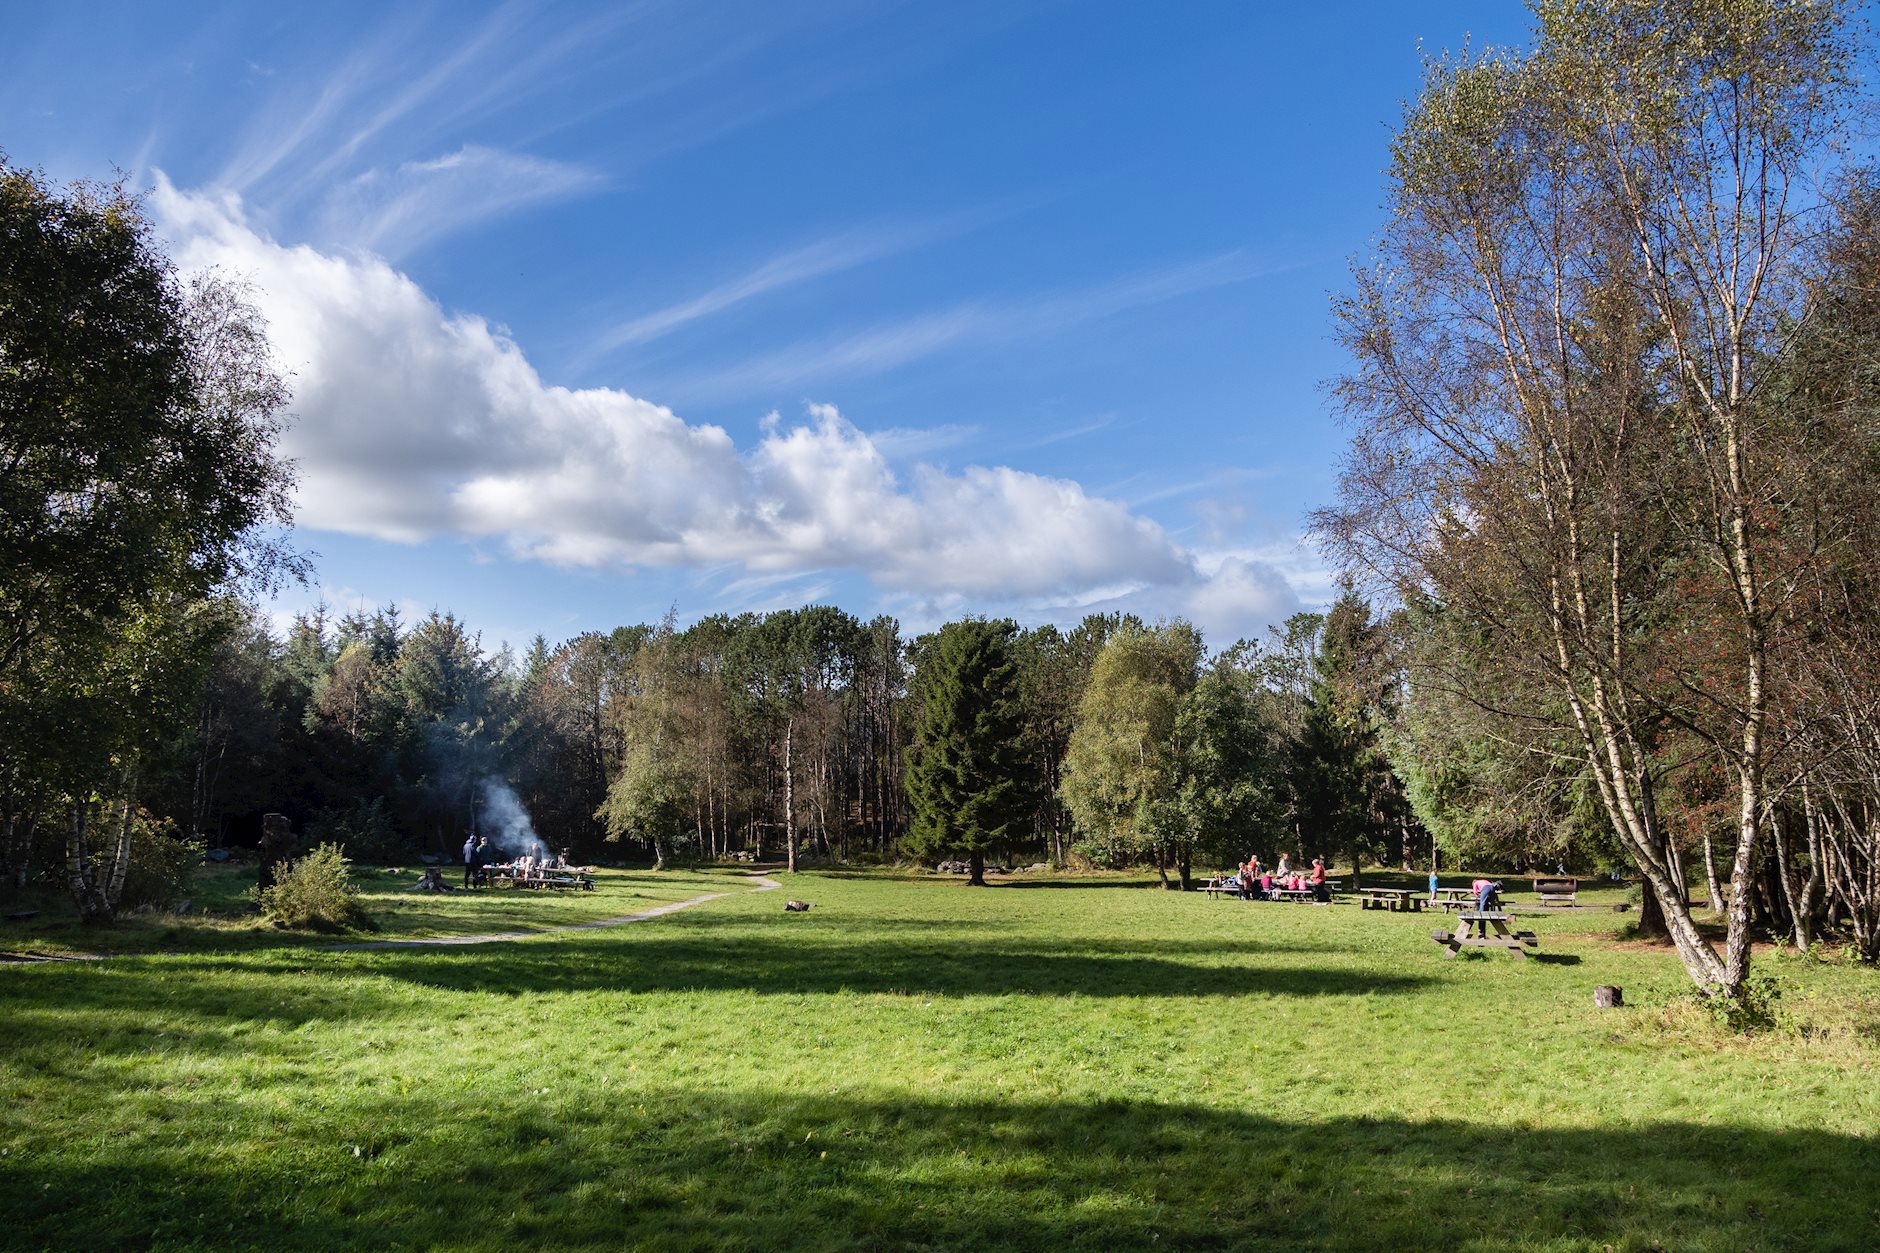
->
5, 0, 1530, 653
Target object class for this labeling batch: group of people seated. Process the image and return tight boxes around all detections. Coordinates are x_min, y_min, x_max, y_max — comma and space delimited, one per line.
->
1223, 853, 1331, 902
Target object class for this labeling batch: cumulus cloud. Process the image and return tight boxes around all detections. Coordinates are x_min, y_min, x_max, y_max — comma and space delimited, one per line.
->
153, 178, 1313, 637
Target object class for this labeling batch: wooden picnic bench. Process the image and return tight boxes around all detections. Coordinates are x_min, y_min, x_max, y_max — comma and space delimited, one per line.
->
1357, 886, 1423, 913
1431, 911, 1538, 958
1430, 887, 1475, 912
1531, 876, 1579, 906
490, 865, 595, 891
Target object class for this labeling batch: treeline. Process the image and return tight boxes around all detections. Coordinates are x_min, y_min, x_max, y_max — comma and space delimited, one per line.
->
28, 596, 1428, 890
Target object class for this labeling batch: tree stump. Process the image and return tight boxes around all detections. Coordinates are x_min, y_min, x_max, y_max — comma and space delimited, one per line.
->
784, 900, 814, 912
1594, 985, 1623, 1008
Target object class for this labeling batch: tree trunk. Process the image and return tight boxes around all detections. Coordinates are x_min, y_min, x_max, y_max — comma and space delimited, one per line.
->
1701, 829, 1723, 914
1773, 807, 1798, 946
968, 846, 986, 887
1177, 849, 1192, 891
15, 814, 34, 892
103, 783, 136, 910
66, 802, 111, 924
1796, 780, 1825, 951
783, 719, 797, 874
1636, 874, 1668, 941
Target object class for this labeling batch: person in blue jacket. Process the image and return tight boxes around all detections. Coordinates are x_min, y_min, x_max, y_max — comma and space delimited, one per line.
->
462, 832, 479, 888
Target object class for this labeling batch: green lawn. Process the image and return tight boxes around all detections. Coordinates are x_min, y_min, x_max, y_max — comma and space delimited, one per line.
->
3, 869, 1877, 1250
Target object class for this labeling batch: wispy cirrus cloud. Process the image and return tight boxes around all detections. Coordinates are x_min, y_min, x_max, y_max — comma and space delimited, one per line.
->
316, 145, 604, 261
677, 250, 1287, 400
585, 228, 939, 358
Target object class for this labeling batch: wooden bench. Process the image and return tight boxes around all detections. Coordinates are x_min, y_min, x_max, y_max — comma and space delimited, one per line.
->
1357, 887, 1423, 913
1431, 887, 1475, 912
1431, 911, 1539, 958
491, 868, 595, 891
1531, 876, 1578, 906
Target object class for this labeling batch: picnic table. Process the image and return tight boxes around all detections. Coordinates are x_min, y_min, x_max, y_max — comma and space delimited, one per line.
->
1430, 887, 1475, 912
1357, 886, 1423, 913
1430, 911, 1538, 958
488, 863, 595, 891
1196, 877, 1339, 902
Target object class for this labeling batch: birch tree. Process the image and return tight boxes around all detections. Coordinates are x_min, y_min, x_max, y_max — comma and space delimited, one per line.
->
1320, 0, 1860, 998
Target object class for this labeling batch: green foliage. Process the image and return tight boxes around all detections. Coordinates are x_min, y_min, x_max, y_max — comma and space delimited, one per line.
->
904, 619, 1032, 879
1697, 973, 1785, 1035
1285, 592, 1408, 876
109, 810, 200, 911
1170, 667, 1283, 870
257, 843, 374, 932
1060, 622, 1202, 875
305, 797, 404, 865
598, 623, 703, 870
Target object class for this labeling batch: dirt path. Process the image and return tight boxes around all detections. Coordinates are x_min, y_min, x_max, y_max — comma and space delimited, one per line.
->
0, 874, 781, 964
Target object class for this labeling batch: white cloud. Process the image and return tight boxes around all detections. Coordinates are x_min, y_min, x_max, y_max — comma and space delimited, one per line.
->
153, 178, 1312, 640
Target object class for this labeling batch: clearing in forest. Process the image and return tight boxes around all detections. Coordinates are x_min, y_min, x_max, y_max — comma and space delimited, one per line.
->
3, 869, 1876, 1250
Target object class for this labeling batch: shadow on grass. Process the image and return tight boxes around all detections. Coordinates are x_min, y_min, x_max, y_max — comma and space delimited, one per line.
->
268, 926, 1437, 1001
6, 1090, 1874, 1251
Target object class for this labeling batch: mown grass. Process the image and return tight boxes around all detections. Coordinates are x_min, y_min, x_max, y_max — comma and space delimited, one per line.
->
2, 869, 1877, 1250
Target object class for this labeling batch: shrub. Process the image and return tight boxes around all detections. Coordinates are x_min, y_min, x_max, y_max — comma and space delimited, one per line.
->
84, 808, 199, 911
1697, 973, 1785, 1035
258, 843, 375, 932
121, 813, 201, 910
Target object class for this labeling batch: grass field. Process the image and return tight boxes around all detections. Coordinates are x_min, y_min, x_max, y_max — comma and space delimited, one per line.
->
3, 867, 1877, 1250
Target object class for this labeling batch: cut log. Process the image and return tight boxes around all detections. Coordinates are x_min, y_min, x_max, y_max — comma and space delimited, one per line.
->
784, 900, 814, 912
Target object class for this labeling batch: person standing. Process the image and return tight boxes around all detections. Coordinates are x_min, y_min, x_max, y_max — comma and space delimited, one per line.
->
462, 832, 478, 888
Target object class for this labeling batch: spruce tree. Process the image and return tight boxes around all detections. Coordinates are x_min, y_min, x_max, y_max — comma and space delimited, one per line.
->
904, 619, 1031, 886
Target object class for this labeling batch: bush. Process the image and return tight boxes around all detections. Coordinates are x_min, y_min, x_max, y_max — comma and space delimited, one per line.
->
258, 843, 375, 932
1697, 973, 1785, 1034
83, 808, 199, 911
306, 797, 406, 864
121, 813, 200, 911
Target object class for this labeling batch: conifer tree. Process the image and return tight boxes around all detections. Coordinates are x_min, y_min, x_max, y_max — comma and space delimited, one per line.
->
904, 619, 1031, 886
